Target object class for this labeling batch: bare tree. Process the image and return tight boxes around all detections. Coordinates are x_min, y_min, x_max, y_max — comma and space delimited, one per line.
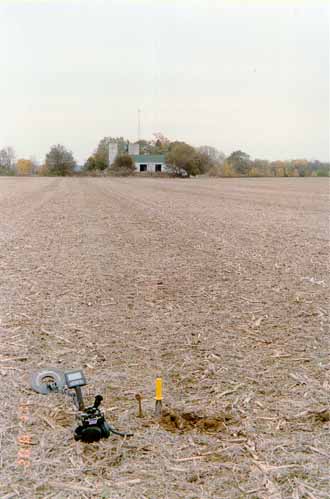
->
198, 145, 225, 165
0, 146, 16, 173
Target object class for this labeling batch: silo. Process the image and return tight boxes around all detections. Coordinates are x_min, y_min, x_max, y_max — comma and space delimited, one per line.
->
108, 143, 118, 166
128, 143, 140, 155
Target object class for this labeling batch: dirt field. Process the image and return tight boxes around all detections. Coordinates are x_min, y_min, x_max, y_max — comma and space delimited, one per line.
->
0, 177, 329, 499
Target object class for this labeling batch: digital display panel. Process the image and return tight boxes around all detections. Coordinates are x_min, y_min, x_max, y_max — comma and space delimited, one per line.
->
64, 369, 87, 388
67, 372, 83, 381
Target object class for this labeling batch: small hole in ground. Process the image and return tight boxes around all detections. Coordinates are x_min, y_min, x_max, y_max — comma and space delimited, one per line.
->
159, 408, 234, 433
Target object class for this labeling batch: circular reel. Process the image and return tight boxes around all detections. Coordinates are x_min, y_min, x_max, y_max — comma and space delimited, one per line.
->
31, 367, 66, 395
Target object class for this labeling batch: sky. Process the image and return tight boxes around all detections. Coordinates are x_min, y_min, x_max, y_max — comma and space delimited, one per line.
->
0, 0, 329, 164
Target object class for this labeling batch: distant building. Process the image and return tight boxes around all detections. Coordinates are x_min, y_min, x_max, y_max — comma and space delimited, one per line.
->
108, 141, 168, 173
131, 154, 166, 173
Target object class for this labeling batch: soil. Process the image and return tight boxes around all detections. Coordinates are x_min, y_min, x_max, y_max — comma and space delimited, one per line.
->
0, 177, 329, 499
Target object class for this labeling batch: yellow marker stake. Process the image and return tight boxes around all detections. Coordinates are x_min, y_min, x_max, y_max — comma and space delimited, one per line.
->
155, 378, 163, 401
155, 378, 163, 416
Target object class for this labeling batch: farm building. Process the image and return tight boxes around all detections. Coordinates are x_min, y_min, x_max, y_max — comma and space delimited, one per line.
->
131, 154, 166, 173
109, 142, 168, 173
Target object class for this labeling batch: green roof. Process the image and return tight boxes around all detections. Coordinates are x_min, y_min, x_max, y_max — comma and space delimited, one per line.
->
131, 154, 165, 163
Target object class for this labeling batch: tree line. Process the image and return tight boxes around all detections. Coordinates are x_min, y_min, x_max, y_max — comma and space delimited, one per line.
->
0, 135, 329, 177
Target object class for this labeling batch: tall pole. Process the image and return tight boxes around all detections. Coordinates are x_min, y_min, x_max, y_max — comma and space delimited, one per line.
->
138, 108, 141, 143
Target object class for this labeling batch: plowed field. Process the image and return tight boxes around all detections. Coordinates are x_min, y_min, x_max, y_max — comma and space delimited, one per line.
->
0, 177, 329, 499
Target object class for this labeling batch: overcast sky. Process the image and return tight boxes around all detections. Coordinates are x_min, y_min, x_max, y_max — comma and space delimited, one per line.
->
0, 0, 329, 164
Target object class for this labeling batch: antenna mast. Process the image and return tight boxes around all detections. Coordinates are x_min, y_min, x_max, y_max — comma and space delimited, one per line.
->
138, 109, 141, 143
